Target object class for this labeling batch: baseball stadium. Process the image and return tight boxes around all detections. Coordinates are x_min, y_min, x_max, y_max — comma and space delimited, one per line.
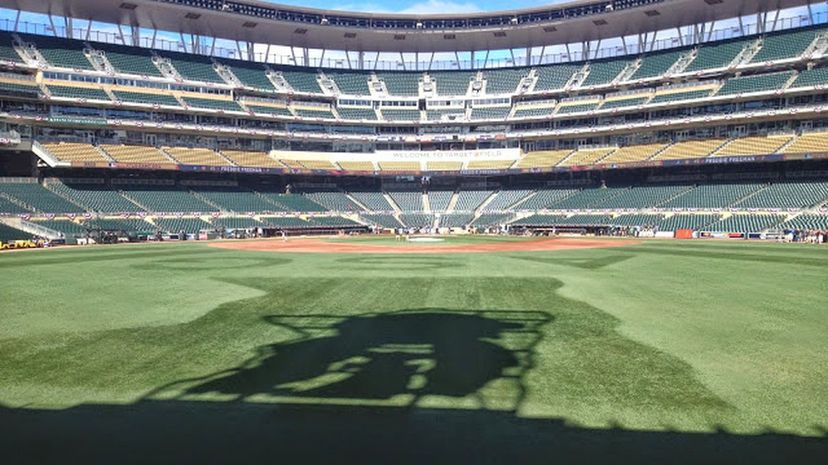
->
0, 0, 827, 462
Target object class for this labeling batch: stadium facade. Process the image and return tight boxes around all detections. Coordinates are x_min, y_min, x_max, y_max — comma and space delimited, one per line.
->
0, 0, 827, 243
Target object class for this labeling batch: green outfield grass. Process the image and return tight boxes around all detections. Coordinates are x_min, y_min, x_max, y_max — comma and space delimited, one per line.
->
0, 238, 826, 463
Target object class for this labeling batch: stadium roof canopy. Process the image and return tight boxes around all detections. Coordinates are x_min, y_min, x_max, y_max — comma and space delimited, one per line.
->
0, 0, 813, 52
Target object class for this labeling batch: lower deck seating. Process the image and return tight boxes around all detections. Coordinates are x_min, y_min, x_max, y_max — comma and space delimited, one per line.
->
778, 214, 828, 230
46, 180, 143, 212
705, 214, 784, 232
732, 181, 828, 209
193, 188, 279, 212
304, 192, 364, 212
0, 222, 30, 241
389, 191, 424, 211
212, 217, 263, 229
0, 195, 33, 213
258, 193, 327, 212
351, 192, 394, 211
121, 187, 217, 213
482, 190, 533, 211
360, 213, 402, 228
452, 190, 491, 211
154, 217, 212, 234
439, 213, 475, 228
656, 214, 719, 231
427, 191, 454, 212
518, 189, 578, 210
0, 181, 85, 213
30, 219, 86, 236
661, 183, 764, 208
85, 218, 155, 233
399, 213, 433, 229
470, 213, 514, 227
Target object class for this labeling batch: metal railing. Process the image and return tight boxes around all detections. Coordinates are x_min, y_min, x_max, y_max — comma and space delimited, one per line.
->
0, 10, 825, 70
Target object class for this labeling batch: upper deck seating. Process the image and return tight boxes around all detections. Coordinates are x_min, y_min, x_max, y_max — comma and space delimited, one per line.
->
581, 60, 630, 86
378, 73, 420, 96
0, 31, 23, 63
533, 64, 579, 91
684, 39, 750, 72
163, 51, 224, 83
430, 71, 473, 96
96, 42, 161, 76
716, 71, 794, 95
327, 72, 371, 95
222, 61, 274, 91
21, 34, 93, 70
629, 50, 684, 80
749, 28, 824, 63
483, 68, 528, 94
277, 68, 323, 93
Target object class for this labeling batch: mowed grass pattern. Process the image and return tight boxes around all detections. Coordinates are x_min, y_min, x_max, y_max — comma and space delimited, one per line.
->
0, 238, 826, 462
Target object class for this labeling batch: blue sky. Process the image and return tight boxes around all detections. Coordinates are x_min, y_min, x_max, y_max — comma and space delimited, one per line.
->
269, 0, 561, 14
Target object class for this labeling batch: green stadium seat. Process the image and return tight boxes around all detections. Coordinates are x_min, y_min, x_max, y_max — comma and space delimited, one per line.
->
716, 71, 794, 95
581, 59, 631, 86
629, 50, 684, 80
533, 64, 579, 91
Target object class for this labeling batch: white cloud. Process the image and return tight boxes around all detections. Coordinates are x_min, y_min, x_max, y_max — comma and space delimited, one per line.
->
333, 0, 482, 14
397, 0, 483, 14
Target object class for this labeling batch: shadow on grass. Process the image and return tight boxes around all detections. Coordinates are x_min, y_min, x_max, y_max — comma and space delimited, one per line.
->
174, 311, 532, 402
0, 308, 825, 463
1, 398, 825, 464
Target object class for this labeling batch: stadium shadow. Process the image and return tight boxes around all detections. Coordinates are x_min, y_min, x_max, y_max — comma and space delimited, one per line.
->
0, 309, 825, 464
177, 311, 532, 402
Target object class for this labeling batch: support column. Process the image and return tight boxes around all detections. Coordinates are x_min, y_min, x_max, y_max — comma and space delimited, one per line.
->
48, 15, 58, 37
